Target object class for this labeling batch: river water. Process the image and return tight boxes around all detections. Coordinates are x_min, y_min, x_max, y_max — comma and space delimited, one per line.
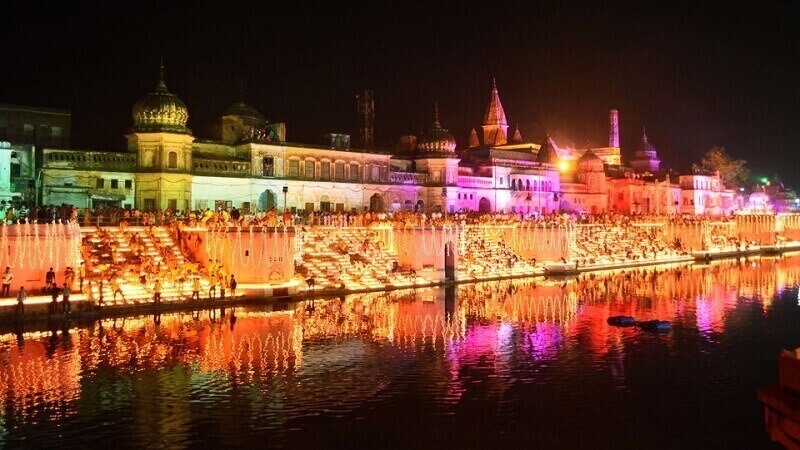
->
1, 255, 799, 449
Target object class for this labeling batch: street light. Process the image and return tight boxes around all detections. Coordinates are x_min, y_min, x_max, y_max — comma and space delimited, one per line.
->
441, 187, 447, 218
282, 185, 289, 211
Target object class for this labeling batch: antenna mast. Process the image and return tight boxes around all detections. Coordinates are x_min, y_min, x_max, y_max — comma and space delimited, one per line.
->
356, 89, 374, 149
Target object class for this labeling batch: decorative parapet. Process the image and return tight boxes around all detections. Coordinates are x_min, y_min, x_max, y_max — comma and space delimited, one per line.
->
390, 171, 428, 185
44, 149, 136, 172
457, 176, 494, 188
193, 158, 251, 177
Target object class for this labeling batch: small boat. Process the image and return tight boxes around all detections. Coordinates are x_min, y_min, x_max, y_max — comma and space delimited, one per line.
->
637, 320, 671, 332
544, 261, 578, 275
607, 315, 636, 327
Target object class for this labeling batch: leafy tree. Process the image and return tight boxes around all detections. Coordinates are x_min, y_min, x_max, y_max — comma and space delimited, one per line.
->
691, 146, 750, 188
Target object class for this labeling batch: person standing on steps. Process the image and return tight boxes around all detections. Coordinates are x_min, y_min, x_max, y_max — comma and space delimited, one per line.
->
2, 267, 12, 297
49, 283, 61, 314
230, 274, 237, 298
15, 286, 26, 317
209, 274, 218, 301
45, 267, 56, 292
61, 283, 71, 314
153, 279, 162, 307
220, 274, 227, 301
191, 276, 201, 302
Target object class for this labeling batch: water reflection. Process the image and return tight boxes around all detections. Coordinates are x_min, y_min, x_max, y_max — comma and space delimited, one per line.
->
1, 255, 800, 447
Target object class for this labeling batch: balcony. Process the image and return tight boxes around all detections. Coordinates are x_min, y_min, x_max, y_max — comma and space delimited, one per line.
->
390, 171, 428, 185
193, 158, 251, 177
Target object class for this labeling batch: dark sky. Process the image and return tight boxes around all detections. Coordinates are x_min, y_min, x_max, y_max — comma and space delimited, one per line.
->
3, 1, 800, 185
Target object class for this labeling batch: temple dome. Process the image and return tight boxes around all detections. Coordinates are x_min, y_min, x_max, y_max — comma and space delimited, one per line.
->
536, 136, 559, 164
635, 127, 658, 156
225, 102, 267, 123
416, 103, 457, 157
578, 150, 604, 172
131, 61, 190, 134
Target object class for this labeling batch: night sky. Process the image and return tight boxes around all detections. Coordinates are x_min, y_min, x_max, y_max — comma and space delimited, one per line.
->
2, 1, 799, 185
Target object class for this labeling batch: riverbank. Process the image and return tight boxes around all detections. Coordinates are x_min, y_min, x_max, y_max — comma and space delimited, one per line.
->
3, 245, 797, 325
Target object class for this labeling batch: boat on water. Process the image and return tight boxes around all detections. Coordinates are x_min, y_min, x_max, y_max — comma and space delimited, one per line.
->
759, 349, 800, 448
544, 261, 578, 275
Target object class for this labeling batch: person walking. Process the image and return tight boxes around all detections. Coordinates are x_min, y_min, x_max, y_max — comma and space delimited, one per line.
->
2, 267, 12, 297
209, 274, 218, 301
15, 286, 26, 317
153, 279, 162, 307
110, 278, 125, 303
61, 283, 71, 314
230, 274, 237, 298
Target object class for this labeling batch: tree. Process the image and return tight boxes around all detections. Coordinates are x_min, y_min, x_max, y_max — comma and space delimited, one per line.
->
692, 146, 750, 188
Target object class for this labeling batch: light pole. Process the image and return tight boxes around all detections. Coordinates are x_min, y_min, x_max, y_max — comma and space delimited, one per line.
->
282, 185, 289, 212
441, 187, 447, 219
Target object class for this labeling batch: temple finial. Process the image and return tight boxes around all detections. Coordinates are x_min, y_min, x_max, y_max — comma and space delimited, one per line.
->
642, 126, 648, 143
492, 77, 497, 90
240, 79, 245, 104
159, 56, 165, 83
434, 101, 440, 127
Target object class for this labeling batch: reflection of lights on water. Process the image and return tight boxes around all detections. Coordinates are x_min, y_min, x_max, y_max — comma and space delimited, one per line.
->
3, 256, 800, 424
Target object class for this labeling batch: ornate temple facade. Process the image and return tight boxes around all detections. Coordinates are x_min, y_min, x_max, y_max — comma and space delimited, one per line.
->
17, 65, 743, 215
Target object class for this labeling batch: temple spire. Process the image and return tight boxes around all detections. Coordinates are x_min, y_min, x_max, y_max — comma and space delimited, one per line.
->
482, 77, 509, 146
468, 128, 480, 148
512, 123, 522, 143
484, 78, 507, 126
155, 56, 168, 92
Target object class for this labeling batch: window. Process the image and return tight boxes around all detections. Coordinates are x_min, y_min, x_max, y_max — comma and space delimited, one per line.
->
262, 156, 275, 177
96, 178, 105, 188
110, 179, 119, 189
125, 179, 132, 189
10, 163, 20, 178
144, 198, 156, 211
321, 161, 331, 180
335, 162, 345, 180
371, 165, 380, 182
304, 160, 315, 179
349, 163, 359, 181
287, 159, 299, 177
168, 151, 178, 169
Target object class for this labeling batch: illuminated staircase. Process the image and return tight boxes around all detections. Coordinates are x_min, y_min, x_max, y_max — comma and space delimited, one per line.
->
459, 227, 539, 279
295, 227, 433, 292
81, 226, 217, 305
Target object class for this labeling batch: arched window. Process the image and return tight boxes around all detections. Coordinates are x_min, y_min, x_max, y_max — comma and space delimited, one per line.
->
168, 151, 178, 169
526, 180, 531, 191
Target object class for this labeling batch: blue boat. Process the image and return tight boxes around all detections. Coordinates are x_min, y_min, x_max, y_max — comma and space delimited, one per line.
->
637, 320, 671, 332
607, 315, 636, 327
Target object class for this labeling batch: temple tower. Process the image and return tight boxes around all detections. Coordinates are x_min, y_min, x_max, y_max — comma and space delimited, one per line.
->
482, 78, 508, 146
609, 109, 620, 147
